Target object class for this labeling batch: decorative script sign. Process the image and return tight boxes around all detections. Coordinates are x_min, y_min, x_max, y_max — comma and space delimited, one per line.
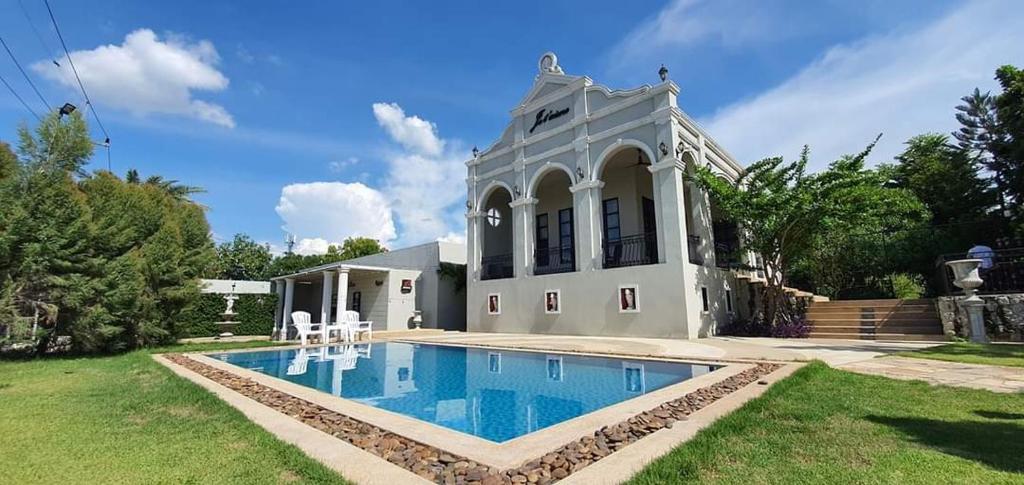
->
529, 107, 570, 134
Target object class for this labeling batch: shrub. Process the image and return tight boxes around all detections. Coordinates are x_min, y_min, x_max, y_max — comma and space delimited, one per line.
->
889, 273, 926, 299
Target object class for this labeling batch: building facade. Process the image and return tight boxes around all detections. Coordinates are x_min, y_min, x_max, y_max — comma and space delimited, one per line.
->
465, 53, 757, 339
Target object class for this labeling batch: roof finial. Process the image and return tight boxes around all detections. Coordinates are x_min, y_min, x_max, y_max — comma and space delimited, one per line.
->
538, 52, 563, 75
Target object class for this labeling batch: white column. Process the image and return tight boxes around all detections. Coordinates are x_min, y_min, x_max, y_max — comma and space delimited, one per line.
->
466, 210, 482, 281
272, 280, 285, 339
336, 269, 350, 316
509, 197, 536, 278
321, 270, 335, 325
570, 180, 603, 271
280, 278, 295, 341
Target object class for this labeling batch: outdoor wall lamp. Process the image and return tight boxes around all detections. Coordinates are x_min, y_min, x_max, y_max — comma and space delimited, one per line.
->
472, 146, 479, 158
658, 64, 668, 82
575, 166, 585, 181
659, 141, 668, 157
466, 200, 473, 210
675, 140, 686, 158
513, 185, 521, 198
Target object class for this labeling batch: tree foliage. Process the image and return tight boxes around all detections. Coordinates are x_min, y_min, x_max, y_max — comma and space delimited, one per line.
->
691, 141, 925, 324
0, 112, 214, 354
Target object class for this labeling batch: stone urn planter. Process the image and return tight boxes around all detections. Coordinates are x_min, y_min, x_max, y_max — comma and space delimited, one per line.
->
945, 259, 988, 343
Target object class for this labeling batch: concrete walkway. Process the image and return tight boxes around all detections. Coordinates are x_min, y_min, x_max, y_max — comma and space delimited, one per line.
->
400, 332, 937, 366
839, 356, 1024, 393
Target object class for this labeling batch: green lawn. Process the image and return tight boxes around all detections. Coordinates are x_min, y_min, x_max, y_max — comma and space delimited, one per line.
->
898, 342, 1024, 368
0, 341, 348, 484
628, 362, 1023, 484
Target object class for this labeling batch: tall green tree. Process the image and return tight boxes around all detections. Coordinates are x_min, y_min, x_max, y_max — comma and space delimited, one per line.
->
883, 134, 994, 225
692, 142, 925, 324
1, 112, 215, 353
213, 234, 273, 280
992, 65, 1024, 225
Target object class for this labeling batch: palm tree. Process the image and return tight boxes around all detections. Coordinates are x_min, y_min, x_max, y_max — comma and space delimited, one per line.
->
143, 175, 205, 202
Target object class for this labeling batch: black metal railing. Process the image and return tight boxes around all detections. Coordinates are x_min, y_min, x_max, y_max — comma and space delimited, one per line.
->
687, 235, 704, 266
714, 241, 741, 269
481, 253, 514, 280
534, 244, 575, 275
935, 247, 1024, 295
604, 232, 657, 269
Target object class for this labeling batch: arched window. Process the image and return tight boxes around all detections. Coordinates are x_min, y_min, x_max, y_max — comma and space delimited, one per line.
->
530, 167, 575, 275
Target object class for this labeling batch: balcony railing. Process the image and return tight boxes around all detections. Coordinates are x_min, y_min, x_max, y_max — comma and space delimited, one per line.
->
714, 241, 741, 269
687, 235, 704, 266
481, 253, 514, 280
935, 247, 1024, 295
604, 232, 657, 269
534, 244, 576, 275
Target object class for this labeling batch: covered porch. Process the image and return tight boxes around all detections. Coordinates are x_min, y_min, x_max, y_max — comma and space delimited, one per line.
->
271, 263, 421, 342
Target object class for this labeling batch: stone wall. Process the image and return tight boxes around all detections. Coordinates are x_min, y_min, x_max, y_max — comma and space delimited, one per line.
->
937, 294, 1024, 341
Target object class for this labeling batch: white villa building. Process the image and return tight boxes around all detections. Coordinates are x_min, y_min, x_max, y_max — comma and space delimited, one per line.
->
465, 53, 758, 339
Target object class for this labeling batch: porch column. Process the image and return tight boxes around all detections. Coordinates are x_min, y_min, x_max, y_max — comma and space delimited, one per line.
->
280, 278, 295, 341
466, 210, 483, 281
272, 280, 285, 338
570, 180, 604, 272
509, 197, 537, 278
321, 270, 335, 325
336, 268, 350, 316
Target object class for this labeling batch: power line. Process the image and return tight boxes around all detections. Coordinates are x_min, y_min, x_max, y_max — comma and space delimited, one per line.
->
0, 71, 43, 122
0, 35, 52, 112
42, 0, 110, 144
17, 0, 60, 67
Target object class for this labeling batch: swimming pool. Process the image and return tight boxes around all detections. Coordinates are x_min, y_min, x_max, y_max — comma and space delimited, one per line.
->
213, 342, 720, 443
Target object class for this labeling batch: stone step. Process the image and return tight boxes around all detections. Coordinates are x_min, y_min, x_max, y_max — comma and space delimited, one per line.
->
807, 325, 943, 334
806, 331, 948, 342
808, 320, 941, 330
806, 310, 938, 320
809, 302, 935, 311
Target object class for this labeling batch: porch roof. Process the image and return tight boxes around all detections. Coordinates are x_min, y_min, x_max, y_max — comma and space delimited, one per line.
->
269, 262, 395, 282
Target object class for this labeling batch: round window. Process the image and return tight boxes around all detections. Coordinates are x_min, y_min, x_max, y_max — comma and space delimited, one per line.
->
486, 207, 502, 227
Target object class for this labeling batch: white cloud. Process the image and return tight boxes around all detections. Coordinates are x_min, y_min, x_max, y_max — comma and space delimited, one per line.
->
328, 157, 359, 173
372, 102, 445, 156
437, 232, 466, 245
699, 1, 1024, 168
33, 29, 234, 128
374, 104, 467, 247
275, 104, 467, 251
274, 181, 397, 254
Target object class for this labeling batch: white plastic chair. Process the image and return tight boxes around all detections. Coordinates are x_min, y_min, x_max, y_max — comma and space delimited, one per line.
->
291, 311, 321, 346
341, 310, 373, 341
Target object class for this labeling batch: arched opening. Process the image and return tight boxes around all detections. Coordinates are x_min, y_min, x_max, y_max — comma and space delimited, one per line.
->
480, 186, 514, 280
531, 168, 575, 275
597, 146, 657, 268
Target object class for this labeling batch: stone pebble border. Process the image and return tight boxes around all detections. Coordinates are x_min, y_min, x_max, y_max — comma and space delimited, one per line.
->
167, 354, 780, 484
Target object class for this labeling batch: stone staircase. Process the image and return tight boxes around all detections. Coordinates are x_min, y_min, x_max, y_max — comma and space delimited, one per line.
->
806, 299, 947, 341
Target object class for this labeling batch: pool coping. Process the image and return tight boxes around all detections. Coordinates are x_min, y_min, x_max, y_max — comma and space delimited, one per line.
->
188, 343, 746, 470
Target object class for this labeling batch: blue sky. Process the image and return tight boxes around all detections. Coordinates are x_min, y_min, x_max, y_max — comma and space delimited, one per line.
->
1, 0, 1021, 253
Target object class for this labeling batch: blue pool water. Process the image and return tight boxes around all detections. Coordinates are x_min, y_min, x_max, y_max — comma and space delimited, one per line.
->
213, 342, 719, 443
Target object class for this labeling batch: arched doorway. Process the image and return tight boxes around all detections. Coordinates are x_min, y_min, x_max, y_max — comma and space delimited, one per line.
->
530, 167, 575, 275
480, 185, 514, 280
596, 146, 657, 268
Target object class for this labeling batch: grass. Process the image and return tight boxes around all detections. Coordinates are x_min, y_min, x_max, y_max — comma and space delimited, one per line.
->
898, 342, 1024, 368
628, 362, 1024, 484
0, 340, 348, 484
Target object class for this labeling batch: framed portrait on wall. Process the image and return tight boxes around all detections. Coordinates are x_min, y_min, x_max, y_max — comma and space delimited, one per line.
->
487, 293, 501, 315
618, 284, 639, 313
544, 289, 561, 314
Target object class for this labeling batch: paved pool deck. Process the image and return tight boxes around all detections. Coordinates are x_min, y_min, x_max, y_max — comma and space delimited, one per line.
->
398, 331, 938, 366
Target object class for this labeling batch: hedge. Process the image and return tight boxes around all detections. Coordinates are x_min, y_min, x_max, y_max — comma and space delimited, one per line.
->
179, 293, 278, 338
